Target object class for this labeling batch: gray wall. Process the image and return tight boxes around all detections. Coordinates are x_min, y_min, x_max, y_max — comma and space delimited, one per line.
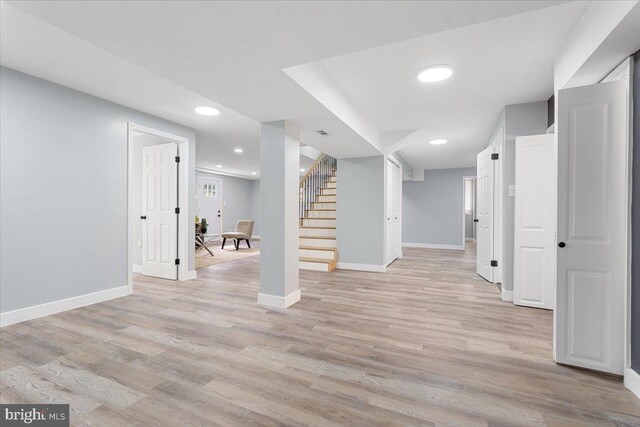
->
631, 50, 640, 373
498, 102, 548, 291
0, 67, 196, 314
403, 168, 477, 247
337, 156, 385, 266
196, 171, 254, 234
250, 179, 261, 236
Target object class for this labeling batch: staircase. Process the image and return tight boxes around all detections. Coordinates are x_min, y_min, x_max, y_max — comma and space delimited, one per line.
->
299, 154, 338, 272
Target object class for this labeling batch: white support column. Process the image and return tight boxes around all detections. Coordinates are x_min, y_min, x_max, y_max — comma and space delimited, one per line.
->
257, 120, 300, 308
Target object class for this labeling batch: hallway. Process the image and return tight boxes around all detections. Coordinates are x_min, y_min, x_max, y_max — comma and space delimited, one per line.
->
1, 246, 639, 426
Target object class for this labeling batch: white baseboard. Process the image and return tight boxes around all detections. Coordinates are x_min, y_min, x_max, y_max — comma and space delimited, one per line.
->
252, 235, 260, 240
257, 290, 301, 309
465, 237, 476, 242
402, 242, 464, 250
336, 262, 387, 273
1, 285, 131, 327
501, 289, 514, 302
625, 368, 640, 399
187, 270, 197, 280
132, 264, 143, 273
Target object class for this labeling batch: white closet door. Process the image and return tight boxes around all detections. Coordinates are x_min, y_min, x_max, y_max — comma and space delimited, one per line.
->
142, 142, 178, 280
476, 146, 495, 282
513, 134, 556, 310
555, 79, 626, 374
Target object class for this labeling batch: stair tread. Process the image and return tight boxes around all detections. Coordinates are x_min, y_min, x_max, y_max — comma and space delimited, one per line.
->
304, 217, 336, 220
299, 257, 336, 264
300, 226, 336, 229
300, 236, 336, 240
308, 209, 336, 211
299, 246, 336, 251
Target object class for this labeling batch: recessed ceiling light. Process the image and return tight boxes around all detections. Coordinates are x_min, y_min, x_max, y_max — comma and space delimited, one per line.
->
429, 139, 448, 145
195, 106, 220, 116
216, 164, 223, 168
234, 148, 243, 153
300, 168, 305, 172
251, 172, 257, 175
418, 65, 452, 83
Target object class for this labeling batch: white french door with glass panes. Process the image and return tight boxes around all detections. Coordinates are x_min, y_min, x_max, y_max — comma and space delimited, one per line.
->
142, 142, 178, 280
555, 78, 627, 375
198, 176, 223, 236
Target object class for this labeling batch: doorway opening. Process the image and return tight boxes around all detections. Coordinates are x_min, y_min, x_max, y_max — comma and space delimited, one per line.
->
463, 176, 477, 249
127, 123, 191, 288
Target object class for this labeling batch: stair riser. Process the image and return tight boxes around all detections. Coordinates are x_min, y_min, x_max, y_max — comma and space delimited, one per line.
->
299, 261, 332, 272
306, 210, 336, 218
299, 249, 336, 260
300, 227, 336, 237
299, 238, 336, 248
316, 195, 336, 203
313, 202, 336, 210
302, 218, 336, 227
321, 188, 336, 196
325, 182, 337, 189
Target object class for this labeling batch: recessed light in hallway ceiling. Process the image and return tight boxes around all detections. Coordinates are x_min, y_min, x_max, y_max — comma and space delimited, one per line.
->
429, 139, 448, 145
417, 65, 453, 83
234, 148, 243, 153
195, 106, 221, 116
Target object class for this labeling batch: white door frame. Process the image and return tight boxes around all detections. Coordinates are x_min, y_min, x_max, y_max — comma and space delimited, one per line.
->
601, 57, 634, 383
127, 122, 190, 290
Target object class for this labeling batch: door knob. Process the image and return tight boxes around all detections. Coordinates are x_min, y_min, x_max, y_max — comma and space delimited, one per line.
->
558, 242, 566, 248
140, 215, 147, 220
473, 219, 479, 223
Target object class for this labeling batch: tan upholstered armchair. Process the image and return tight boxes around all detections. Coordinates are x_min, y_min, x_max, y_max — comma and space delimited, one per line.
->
221, 220, 254, 250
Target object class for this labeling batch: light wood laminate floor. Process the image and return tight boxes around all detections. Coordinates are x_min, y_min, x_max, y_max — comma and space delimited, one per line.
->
2, 245, 640, 426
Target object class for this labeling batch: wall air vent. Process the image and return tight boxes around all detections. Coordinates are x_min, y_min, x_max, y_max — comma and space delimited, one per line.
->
316, 130, 329, 136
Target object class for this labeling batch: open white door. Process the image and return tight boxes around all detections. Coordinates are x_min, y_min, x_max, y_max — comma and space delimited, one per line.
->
514, 134, 556, 310
476, 146, 495, 282
555, 79, 627, 374
142, 142, 178, 280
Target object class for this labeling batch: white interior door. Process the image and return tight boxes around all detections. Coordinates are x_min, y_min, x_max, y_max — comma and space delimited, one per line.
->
386, 159, 401, 265
476, 146, 495, 282
198, 176, 222, 236
514, 134, 556, 310
142, 143, 178, 280
555, 79, 627, 374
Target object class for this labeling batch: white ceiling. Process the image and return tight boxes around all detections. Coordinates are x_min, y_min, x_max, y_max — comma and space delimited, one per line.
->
2, 0, 577, 176
286, 1, 588, 170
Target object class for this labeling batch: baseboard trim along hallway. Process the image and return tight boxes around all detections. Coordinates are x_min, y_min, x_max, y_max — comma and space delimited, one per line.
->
0, 285, 131, 327
402, 242, 465, 250
257, 290, 301, 309
625, 368, 640, 399
336, 262, 387, 273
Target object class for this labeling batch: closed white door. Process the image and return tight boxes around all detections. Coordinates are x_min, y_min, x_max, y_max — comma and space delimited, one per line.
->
514, 134, 556, 310
476, 146, 495, 282
198, 176, 222, 236
142, 143, 178, 280
555, 79, 627, 374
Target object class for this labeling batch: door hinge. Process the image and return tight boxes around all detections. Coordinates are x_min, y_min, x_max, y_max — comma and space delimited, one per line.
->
491, 153, 499, 160
175, 207, 180, 214
491, 260, 498, 267
175, 156, 181, 163
175, 258, 180, 266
